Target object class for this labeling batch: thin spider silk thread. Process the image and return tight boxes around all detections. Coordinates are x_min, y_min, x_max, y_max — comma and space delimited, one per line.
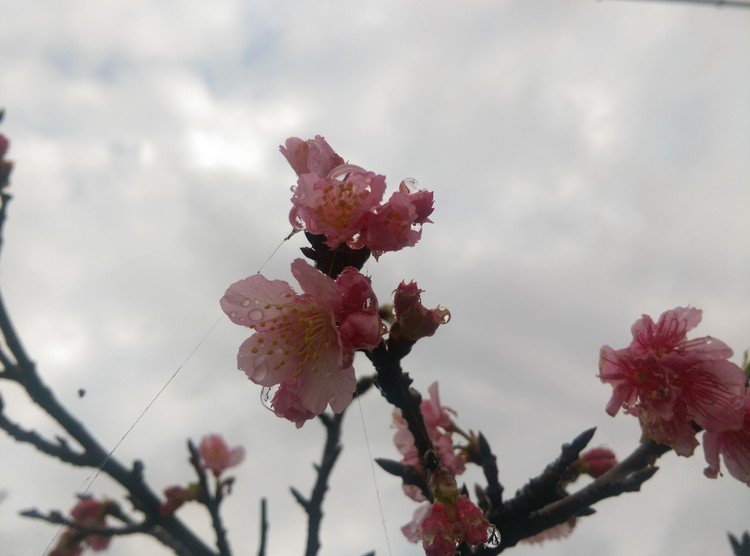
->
356, 392, 394, 556
37, 233, 292, 555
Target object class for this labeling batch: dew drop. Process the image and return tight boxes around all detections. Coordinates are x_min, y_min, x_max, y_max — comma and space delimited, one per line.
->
260, 385, 279, 412
485, 525, 501, 548
249, 309, 264, 321
242, 299, 252, 307
401, 177, 419, 192
229, 312, 237, 318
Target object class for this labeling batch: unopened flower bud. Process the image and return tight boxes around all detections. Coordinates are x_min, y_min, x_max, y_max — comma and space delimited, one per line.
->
577, 447, 617, 478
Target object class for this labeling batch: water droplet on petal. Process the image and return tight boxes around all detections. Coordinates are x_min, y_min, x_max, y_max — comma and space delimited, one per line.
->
249, 309, 264, 321
260, 385, 279, 412
242, 299, 252, 307
229, 312, 237, 318
401, 177, 419, 193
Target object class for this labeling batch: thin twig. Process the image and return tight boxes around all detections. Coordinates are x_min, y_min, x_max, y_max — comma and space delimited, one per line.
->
257, 498, 268, 556
291, 376, 374, 556
188, 440, 232, 556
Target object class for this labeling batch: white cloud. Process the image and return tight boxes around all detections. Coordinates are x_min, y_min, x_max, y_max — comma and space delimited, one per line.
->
0, 1, 748, 555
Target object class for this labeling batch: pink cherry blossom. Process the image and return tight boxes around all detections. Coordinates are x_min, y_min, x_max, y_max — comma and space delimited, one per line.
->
402, 503, 432, 543
599, 307, 746, 455
420, 503, 457, 556
358, 181, 435, 259
269, 380, 317, 428
221, 259, 383, 418
198, 434, 245, 477
403, 496, 488, 554
703, 392, 750, 486
282, 136, 435, 256
455, 495, 490, 545
422, 382, 457, 431
289, 164, 386, 249
280, 135, 344, 178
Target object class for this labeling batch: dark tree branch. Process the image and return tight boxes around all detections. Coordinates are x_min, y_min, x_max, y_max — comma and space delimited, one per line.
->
21, 507, 152, 538
291, 376, 373, 556
374, 458, 430, 500
0, 396, 93, 466
257, 498, 268, 556
730, 531, 750, 556
487, 435, 670, 552
475, 432, 503, 510
366, 343, 438, 474
292, 411, 344, 556
605, 0, 750, 8
498, 427, 596, 523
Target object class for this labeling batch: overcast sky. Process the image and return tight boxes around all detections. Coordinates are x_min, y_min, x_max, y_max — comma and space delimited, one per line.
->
1, 1, 749, 555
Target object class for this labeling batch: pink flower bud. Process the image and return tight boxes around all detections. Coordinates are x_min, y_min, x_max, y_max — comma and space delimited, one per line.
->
578, 447, 617, 478
455, 495, 489, 546
160, 485, 194, 517
421, 503, 456, 556
390, 282, 450, 342
67, 498, 111, 552
393, 281, 423, 315
280, 135, 344, 178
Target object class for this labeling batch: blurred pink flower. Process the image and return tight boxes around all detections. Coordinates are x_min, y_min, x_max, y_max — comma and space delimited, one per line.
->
704, 392, 750, 486
198, 434, 245, 477
160, 485, 193, 517
393, 382, 465, 502
55, 498, 112, 552
221, 259, 383, 419
49, 530, 84, 556
600, 307, 746, 456
0, 131, 13, 188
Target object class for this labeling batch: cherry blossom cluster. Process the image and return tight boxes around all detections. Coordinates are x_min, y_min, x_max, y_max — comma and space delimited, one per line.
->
282, 136, 434, 258
394, 382, 490, 554
222, 136, 437, 426
160, 434, 244, 517
50, 498, 113, 556
600, 306, 749, 484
